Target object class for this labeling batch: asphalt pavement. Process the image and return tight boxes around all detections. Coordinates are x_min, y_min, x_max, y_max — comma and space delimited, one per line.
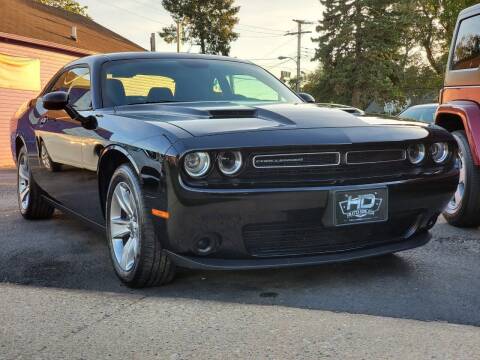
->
0, 169, 479, 359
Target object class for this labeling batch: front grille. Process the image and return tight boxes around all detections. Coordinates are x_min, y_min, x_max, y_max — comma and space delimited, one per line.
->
243, 212, 419, 258
346, 149, 406, 164
182, 144, 453, 189
253, 152, 340, 168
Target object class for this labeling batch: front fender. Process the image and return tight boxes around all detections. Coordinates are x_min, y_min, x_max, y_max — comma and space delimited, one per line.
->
436, 101, 480, 165
97, 144, 141, 175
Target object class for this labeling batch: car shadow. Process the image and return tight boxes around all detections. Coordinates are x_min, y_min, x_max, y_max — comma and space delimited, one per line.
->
1, 210, 480, 327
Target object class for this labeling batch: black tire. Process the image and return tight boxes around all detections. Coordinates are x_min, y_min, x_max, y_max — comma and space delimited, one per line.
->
106, 163, 176, 288
442, 130, 480, 227
17, 146, 55, 220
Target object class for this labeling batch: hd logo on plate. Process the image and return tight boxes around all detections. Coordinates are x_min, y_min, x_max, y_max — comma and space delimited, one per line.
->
334, 188, 388, 226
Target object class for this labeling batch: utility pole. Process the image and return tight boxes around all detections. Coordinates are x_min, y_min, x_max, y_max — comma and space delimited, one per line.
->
285, 19, 312, 92
176, 21, 183, 53
150, 33, 156, 52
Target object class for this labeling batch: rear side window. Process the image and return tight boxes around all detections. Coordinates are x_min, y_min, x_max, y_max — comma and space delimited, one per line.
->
50, 67, 92, 111
452, 15, 480, 70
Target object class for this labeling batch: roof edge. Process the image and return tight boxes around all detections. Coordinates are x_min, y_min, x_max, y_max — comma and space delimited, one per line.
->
0, 31, 94, 56
459, 4, 480, 18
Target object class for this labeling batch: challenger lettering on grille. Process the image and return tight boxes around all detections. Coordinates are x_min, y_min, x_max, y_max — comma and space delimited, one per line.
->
253, 152, 340, 168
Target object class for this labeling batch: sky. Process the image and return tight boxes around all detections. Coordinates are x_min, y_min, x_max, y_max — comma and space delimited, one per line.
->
76, 0, 324, 77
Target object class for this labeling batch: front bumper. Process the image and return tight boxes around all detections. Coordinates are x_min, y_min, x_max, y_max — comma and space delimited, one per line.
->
154, 169, 458, 269
166, 230, 431, 270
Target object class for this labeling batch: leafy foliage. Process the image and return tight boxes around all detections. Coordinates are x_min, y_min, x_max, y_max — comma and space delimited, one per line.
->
312, 0, 409, 108
307, 0, 476, 110
411, 0, 478, 75
159, 0, 239, 55
35, 0, 89, 17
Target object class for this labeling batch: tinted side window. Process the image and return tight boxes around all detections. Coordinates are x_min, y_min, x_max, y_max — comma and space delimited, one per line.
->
452, 15, 480, 70
51, 67, 92, 110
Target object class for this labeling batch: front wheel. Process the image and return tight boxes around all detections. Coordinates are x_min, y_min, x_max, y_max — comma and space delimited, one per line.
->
442, 130, 480, 227
106, 163, 176, 288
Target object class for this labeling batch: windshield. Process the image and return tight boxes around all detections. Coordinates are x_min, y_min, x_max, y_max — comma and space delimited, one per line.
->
101, 58, 301, 107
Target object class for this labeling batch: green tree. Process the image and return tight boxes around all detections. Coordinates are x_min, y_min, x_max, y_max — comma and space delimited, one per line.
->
35, 0, 89, 17
159, 0, 239, 55
312, 0, 408, 108
412, 0, 478, 75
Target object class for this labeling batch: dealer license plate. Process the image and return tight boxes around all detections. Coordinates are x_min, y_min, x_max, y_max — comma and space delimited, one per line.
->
334, 188, 388, 226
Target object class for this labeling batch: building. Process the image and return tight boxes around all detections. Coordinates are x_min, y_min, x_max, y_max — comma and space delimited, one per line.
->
0, 0, 144, 167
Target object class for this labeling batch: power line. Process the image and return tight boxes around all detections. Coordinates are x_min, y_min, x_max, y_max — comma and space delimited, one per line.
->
120, 0, 170, 16
285, 19, 313, 92
261, 37, 294, 58
240, 34, 286, 39
237, 23, 286, 33
263, 59, 292, 69
96, 2, 169, 25
235, 26, 285, 36
244, 57, 281, 61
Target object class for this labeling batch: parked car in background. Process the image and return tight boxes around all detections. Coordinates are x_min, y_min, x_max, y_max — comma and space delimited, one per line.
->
398, 104, 438, 124
435, 3, 480, 228
316, 102, 365, 116
11, 53, 458, 288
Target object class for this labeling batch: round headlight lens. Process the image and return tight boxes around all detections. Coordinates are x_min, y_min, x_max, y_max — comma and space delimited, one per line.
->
431, 142, 449, 164
184, 152, 211, 178
218, 151, 243, 176
407, 144, 426, 164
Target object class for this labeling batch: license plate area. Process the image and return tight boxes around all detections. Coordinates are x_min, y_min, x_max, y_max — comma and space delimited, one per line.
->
334, 187, 388, 226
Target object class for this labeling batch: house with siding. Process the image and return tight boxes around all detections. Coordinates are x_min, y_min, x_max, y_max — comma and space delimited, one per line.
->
0, 0, 144, 167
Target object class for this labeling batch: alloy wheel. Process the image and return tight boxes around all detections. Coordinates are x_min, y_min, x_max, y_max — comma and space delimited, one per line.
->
446, 149, 465, 213
18, 154, 30, 210
109, 182, 140, 272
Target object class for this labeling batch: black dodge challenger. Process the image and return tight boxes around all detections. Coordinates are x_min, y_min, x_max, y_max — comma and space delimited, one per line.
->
10, 52, 459, 287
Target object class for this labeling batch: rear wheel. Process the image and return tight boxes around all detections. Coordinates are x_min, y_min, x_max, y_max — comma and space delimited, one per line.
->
17, 146, 54, 219
443, 130, 480, 227
106, 164, 176, 288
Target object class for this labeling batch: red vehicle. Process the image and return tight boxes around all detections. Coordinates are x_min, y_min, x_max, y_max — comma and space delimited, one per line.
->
436, 3, 480, 227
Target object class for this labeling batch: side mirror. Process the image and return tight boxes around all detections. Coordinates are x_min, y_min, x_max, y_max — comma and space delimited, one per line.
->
42, 90, 97, 130
298, 92, 316, 103
43, 91, 69, 110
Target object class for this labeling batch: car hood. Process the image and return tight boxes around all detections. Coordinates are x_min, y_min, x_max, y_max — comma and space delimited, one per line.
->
114, 102, 425, 137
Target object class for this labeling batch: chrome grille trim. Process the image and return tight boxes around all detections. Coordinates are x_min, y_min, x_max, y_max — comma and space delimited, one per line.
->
346, 149, 406, 165
252, 152, 341, 169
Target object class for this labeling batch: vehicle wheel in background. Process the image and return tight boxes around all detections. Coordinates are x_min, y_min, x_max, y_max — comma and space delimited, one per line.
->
106, 163, 176, 288
443, 130, 480, 227
17, 146, 55, 220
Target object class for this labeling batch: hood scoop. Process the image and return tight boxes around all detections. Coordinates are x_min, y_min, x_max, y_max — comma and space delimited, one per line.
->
208, 109, 257, 119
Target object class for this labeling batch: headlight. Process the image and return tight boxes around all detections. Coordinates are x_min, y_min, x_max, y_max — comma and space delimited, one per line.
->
431, 142, 449, 164
218, 151, 243, 176
407, 144, 426, 164
184, 152, 211, 178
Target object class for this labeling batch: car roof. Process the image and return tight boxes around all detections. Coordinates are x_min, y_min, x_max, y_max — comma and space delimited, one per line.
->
65, 52, 253, 69
411, 103, 438, 107
405, 103, 438, 109
459, 3, 480, 19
